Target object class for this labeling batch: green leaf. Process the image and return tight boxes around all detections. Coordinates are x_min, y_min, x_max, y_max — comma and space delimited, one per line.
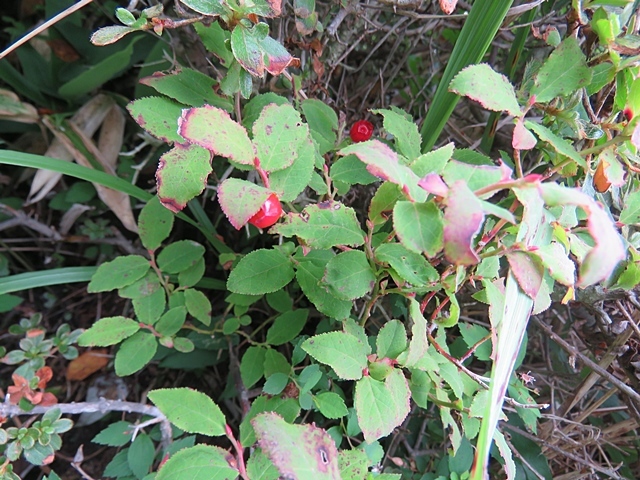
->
138, 196, 174, 252
263, 372, 289, 395
338, 449, 370, 480
194, 21, 233, 66
92, 421, 134, 447
156, 445, 237, 480
157, 240, 205, 274
443, 180, 485, 266
184, 288, 212, 325
449, 64, 521, 116
128, 434, 154, 479
242, 93, 290, 130
90, 25, 139, 46
155, 307, 187, 337
178, 105, 254, 165
88, 255, 150, 293
266, 309, 309, 346
179, 0, 227, 16
269, 137, 316, 201
132, 280, 166, 325
620, 190, 640, 224
355, 369, 411, 442
339, 140, 426, 202
246, 449, 280, 480
139, 67, 232, 111
217, 178, 271, 230
301, 99, 338, 155
372, 108, 422, 161
156, 144, 213, 213
127, 97, 186, 144
272, 202, 365, 249
252, 412, 341, 479
148, 388, 226, 436
78, 316, 139, 347
330, 155, 379, 186
393, 201, 444, 256
264, 349, 291, 377
253, 104, 309, 172
178, 257, 206, 288
227, 249, 295, 295
531, 37, 592, 103
399, 299, 428, 368
313, 392, 348, 419
368, 182, 403, 226
442, 160, 504, 193
410, 142, 454, 177
376, 319, 408, 359
525, 121, 586, 168
115, 331, 158, 376
324, 250, 376, 300
294, 250, 353, 320
302, 331, 369, 380
241, 346, 267, 388
532, 242, 575, 286
375, 243, 439, 287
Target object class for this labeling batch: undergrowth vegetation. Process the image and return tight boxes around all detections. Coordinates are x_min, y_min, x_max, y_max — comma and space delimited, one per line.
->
1, 0, 640, 479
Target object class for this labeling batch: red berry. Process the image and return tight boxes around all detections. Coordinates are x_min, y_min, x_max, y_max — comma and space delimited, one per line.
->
248, 193, 282, 229
624, 107, 634, 121
350, 120, 374, 143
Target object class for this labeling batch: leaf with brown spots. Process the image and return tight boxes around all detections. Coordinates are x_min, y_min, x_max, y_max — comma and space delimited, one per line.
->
253, 412, 341, 479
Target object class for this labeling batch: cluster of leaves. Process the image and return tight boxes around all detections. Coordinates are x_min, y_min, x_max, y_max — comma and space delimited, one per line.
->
3, 0, 640, 479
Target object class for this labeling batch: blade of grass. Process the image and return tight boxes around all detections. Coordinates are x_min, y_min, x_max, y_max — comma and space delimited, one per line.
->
0, 149, 231, 254
420, 0, 515, 151
471, 188, 549, 480
0, 267, 97, 295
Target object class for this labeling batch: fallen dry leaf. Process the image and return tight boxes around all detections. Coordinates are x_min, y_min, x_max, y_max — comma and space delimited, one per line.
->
66, 349, 109, 381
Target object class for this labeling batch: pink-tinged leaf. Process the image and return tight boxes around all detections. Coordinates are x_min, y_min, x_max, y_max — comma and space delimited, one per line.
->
512, 119, 537, 150
339, 140, 427, 202
632, 121, 640, 148
449, 64, 522, 117
439, 0, 457, 14
253, 104, 309, 173
599, 147, 625, 187
252, 412, 341, 479
127, 97, 185, 144
418, 173, 449, 197
261, 35, 295, 75
218, 178, 271, 230
539, 183, 625, 287
506, 251, 544, 299
178, 105, 254, 166
156, 144, 212, 213
230, 23, 294, 78
443, 181, 484, 265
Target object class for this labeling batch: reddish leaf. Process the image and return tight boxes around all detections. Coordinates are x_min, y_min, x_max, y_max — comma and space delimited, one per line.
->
444, 180, 484, 265
506, 251, 544, 299
418, 173, 449, 197
512, 119, 537, 150
439, 0, 458, 14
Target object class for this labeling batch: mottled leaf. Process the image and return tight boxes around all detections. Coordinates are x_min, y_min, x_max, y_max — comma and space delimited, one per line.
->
449, 64, 521, 116
253, 413, 340, 479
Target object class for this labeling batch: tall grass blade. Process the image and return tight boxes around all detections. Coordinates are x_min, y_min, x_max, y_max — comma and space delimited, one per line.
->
420, 0, 515, 151
0, 150, 231, 253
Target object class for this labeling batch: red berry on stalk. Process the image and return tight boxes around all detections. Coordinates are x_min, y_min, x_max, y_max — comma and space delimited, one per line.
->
350, 120, 374, 143
248, 193, 282, 229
